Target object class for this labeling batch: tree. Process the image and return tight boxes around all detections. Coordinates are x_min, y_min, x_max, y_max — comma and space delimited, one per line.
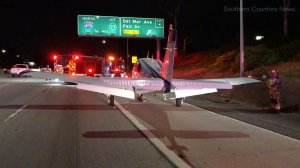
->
283, 0, 290, 36
159, 0, 200, 53
159, 0, 180, 29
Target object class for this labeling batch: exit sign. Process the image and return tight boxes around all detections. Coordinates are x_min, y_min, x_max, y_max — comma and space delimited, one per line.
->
78, 15, 164, 38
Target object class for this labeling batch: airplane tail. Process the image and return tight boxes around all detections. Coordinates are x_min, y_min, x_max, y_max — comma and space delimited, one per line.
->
160, 24, 177, 92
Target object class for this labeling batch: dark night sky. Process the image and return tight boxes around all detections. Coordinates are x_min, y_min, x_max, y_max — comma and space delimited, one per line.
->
0, 0, 299, 66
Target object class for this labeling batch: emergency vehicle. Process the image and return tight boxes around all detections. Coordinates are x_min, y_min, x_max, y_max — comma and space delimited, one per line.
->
102, 56, 126, 77
52, 54, 102, 76
51, 54, 125, 77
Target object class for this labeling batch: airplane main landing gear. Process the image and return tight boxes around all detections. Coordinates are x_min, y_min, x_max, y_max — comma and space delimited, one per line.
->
176, 98, 183, 107
108, 95, 114, 106
137, 94, 146, 102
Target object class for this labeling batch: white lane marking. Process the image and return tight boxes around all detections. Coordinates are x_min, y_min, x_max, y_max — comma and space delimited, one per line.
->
43, 85, 54, 95
3, 104, 28, 122
114, 101, 192, 168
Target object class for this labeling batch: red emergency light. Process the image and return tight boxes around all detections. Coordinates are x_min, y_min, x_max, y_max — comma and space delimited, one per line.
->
53, 54, 57, 60
86, 68, 94, 77
71, 54, 79, 60
108, 55, 115, 61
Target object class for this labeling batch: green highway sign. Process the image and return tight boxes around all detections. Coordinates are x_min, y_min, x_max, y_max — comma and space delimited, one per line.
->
78, 16, 120, 37
77, 15, 164, 38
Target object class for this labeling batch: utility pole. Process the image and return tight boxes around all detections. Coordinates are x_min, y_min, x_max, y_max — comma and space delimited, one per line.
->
240, 0, 245, 77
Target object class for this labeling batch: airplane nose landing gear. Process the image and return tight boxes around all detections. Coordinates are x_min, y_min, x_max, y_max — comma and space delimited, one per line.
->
108, 95, 115, 106
176, 98, 183, 107
137, 94, 146, 102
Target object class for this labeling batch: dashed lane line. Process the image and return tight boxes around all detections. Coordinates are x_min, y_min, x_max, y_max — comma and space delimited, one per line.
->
3, 104, 28, 122
2, 84, 53, 123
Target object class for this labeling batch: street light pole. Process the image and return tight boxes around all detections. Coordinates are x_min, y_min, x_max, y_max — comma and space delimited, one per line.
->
240, 0, 245, 77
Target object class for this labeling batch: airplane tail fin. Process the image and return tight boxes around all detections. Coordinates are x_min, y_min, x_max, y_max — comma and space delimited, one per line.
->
160, 24, 177, 92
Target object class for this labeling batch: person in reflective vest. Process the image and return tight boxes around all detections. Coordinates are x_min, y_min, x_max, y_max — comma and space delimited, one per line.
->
266, 69, 281, 112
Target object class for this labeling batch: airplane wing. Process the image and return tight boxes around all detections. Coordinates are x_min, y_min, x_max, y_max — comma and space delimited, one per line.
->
162, 77, 259, 99
198, 77, 259, 86
25, 25, 260, 107
26, 71, 254, 99
26, 71, 77, 82
26, 71, 165, 99
25, 70, 259, 107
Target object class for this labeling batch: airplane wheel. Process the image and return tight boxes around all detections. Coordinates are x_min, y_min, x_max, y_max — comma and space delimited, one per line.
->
138, 94, 146, 102
176, 98, 183, 107
109, 95, 114, 106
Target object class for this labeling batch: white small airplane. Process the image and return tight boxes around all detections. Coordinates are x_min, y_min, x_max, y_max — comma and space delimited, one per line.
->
26, 25, 259, 106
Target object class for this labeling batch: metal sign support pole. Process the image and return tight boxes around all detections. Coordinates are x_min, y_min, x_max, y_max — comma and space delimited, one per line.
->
156, 39, 161, 61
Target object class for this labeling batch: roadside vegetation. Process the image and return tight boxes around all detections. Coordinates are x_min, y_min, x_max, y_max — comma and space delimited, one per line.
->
174, 38, 300, 112
174, 38, 300, 79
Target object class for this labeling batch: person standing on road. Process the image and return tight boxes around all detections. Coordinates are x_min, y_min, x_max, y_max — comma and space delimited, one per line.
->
45, 65, 52, 82
45, 65, 52, 72
266, 69, 281, 112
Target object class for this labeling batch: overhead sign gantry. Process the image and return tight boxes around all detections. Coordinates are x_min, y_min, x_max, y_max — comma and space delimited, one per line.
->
77, 15, 164, 38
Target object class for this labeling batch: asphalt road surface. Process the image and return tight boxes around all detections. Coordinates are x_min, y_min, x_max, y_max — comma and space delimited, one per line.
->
1, 76, 300, 168
185, 95, 300, 140
0, 77, 174, 168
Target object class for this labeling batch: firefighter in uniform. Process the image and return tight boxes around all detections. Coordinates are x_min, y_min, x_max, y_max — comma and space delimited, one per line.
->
68, 55, 76, 75
266, 69, 281, 112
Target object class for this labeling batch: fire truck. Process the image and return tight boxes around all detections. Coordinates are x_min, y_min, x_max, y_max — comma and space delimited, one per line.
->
102, 55, 126, 77
52, 54, 102, 76
52, 54, 125, 77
